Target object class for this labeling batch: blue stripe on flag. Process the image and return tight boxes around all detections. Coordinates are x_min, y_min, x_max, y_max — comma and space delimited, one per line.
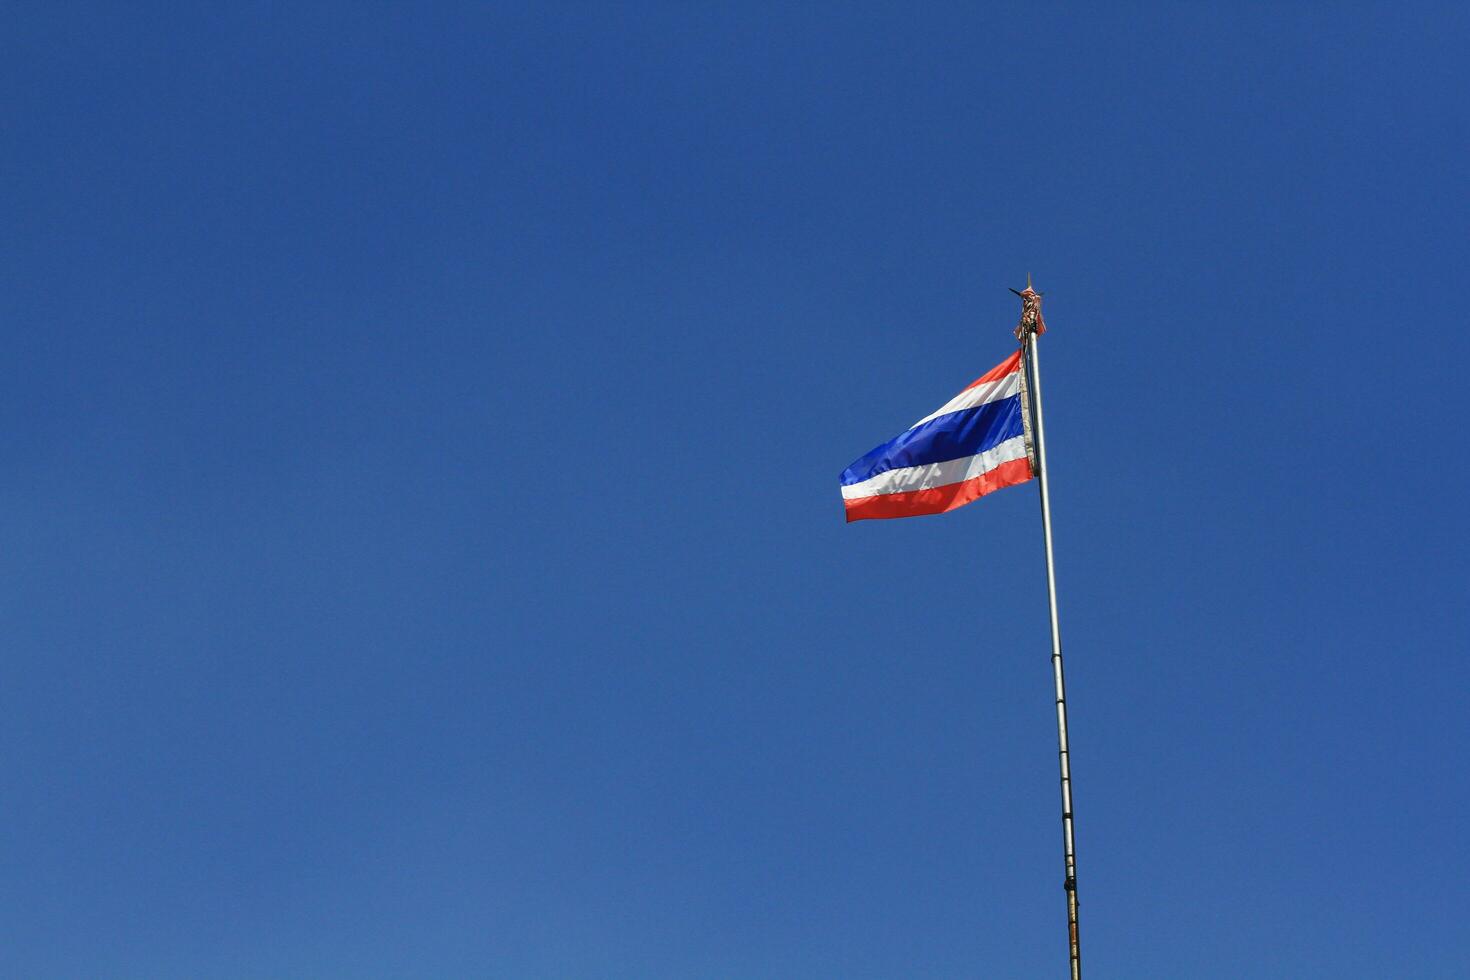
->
840, 395, 1024, 487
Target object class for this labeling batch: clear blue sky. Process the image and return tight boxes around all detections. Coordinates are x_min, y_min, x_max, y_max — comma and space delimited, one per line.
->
4, 4, 1468, 977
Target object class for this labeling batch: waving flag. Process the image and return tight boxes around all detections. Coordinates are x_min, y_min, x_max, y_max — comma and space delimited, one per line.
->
840, 349, 1034, 522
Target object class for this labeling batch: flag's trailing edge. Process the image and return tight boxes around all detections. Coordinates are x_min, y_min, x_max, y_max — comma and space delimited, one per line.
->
840, 350, 1034, 522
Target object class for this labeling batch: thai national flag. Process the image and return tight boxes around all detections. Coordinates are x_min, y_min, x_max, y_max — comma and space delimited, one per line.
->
840, 350, 1034, 522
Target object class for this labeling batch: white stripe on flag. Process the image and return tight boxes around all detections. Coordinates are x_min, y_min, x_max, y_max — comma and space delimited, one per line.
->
839, 436, 1029, 500
910, 369, 1021, 429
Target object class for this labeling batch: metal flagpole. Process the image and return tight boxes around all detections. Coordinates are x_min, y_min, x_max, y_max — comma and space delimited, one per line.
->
1014, 278, 1081, 979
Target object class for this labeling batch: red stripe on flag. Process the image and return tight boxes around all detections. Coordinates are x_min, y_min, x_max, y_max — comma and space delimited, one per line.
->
961, 349, 1023, 390
843, 457, 1033, 522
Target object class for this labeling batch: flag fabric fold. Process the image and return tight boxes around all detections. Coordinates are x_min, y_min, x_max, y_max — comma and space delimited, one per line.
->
840, 350, 1034, 522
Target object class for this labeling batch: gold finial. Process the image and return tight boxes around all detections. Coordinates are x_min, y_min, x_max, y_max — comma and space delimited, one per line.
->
1011, 273, 1048, 342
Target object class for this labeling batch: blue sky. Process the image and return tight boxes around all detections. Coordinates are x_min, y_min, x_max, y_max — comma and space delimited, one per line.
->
4, 4, 1468, 977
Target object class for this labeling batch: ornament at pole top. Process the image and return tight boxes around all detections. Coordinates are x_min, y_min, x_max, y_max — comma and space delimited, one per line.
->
1011, 273, 1047, 344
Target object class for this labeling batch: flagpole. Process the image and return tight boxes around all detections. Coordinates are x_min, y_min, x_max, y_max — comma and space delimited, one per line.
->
1016, 281, 1081, 980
